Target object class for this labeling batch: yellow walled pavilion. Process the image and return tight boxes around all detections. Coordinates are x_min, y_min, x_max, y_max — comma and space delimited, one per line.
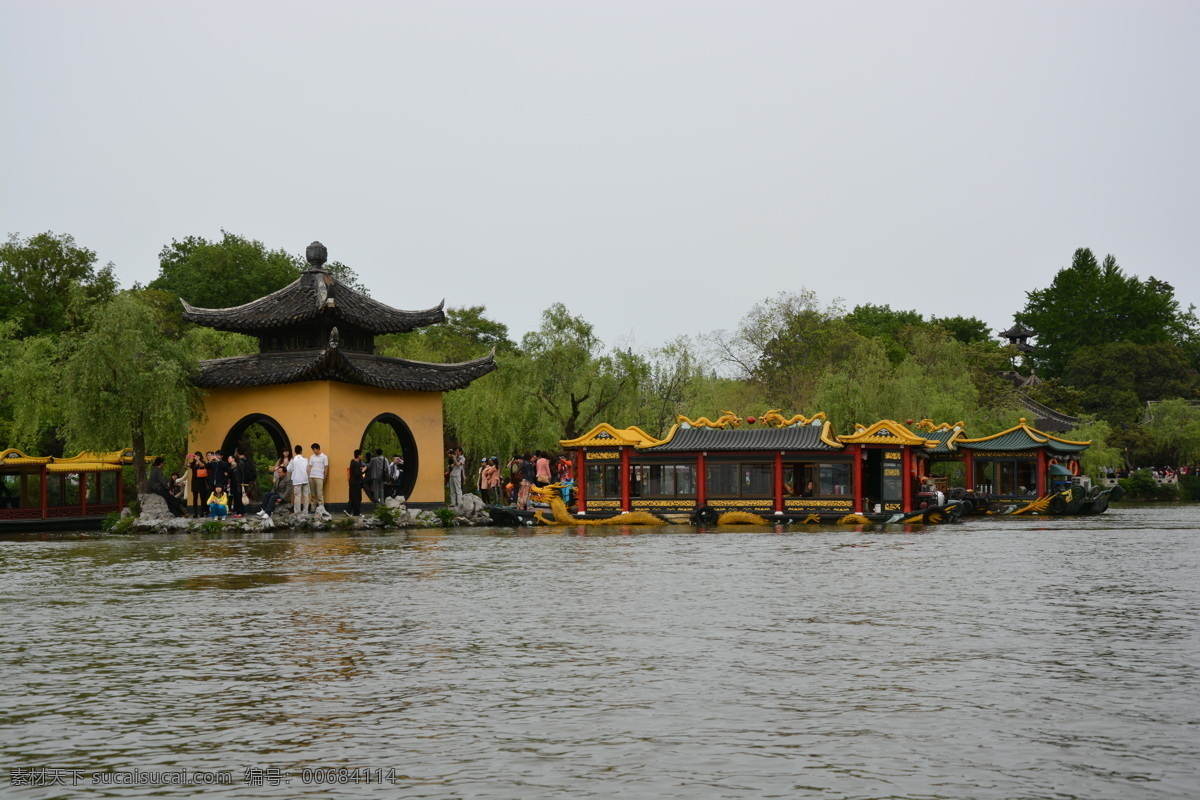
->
184, 241, 495, 507
189, 384, 447, 504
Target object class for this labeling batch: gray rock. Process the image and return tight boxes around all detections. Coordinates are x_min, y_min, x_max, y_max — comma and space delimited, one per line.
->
455, 493, 486, 517
138, 493, 172, 521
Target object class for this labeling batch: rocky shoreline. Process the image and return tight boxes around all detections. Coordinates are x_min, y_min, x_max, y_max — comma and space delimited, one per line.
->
127, 493, 496, 533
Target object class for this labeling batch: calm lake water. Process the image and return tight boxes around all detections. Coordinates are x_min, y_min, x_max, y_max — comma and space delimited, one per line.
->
2, 505, 1198, 799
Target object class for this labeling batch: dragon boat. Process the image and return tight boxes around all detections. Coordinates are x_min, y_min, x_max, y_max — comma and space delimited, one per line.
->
486, 482, 970, 528
540, 412, 1110, 527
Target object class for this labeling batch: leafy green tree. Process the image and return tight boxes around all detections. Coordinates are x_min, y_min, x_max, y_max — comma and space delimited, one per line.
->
1020, 377, 1084, 417
0, 325, 67, 452
713, 290, 864, 406
444, 351, 555, 462
636, 336, 716, 437
0, 231, 118, 336
932, 315, 993, 345
150, 232, 302, 308
149, 231, 369, 309
58, 292, 202, 494
1059, 417, 1123, 479
1144, 398, 1200, 467
1016, 248, 1198, 376
1062, 341, 1195, 425
520, 303, 649, 440
844, 303, 928, 364
378, 305, 515, 363
812, 328, 1021, 435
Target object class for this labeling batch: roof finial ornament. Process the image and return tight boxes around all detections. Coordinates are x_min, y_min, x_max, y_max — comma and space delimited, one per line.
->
306, 241, 328, 269
329, 327, 340, 349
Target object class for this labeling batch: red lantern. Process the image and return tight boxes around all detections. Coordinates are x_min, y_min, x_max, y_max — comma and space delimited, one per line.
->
746, 416, 756, 424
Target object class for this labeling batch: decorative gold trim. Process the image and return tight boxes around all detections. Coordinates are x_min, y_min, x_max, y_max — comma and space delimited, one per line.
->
760, 409, 826, 428
958, 418, 1090, 446
784, 499, 853, 509
585, 452, 620, 460
631, 500, 696, 509
46, 463, 122, 473
676, 411, 742, 429
0, 448, 52, 465
915, 419, 966, 433
838, 420, 939, 447
560, 423, 663, 449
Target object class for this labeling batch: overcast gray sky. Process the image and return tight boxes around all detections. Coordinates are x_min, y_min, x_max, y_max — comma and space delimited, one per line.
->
3, 1, 1197, 352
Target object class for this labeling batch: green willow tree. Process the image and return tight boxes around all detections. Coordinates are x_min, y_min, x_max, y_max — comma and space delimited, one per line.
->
59, 292, 202, 494
377, 305, 516, 363
812, 329, 1020, 436
1144, 398, 1200, 467
520, 303, 648, 440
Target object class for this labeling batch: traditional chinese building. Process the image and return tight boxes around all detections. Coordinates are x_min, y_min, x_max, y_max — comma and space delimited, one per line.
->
184, 242, 495, 507
561, 414, 943, 520
561, 412, 1094, 520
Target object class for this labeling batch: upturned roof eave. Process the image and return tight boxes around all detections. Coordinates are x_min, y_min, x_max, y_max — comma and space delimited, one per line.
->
180, 271, 447, 334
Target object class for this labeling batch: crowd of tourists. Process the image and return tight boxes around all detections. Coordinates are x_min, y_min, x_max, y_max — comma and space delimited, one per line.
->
146, 444, 406, 520
146, 442, 575, 520
1106, 466, 1195, 480
447, 449, 575, 511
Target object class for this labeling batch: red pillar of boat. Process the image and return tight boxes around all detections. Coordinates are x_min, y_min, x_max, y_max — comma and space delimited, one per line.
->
40, 465, 48, 520
901, 447, 913, 512
620, 446, 630, 512
773, 451, 784, 514
697, 452, 707, 507
852, 445, 864, 513
1037, 450, 1047, 496
964, 451, 974, 493
576, 449, 586, 512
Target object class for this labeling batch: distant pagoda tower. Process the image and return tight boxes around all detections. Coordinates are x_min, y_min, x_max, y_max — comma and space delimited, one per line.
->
999, 322, 1037, 354
183, 241, 495, 506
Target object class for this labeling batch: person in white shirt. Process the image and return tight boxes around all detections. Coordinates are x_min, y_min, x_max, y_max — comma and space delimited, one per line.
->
289, 444, 310, 514
308, 442, 330, 514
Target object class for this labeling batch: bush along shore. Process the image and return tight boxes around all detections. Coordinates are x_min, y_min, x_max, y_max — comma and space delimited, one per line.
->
104, 493, 494, 534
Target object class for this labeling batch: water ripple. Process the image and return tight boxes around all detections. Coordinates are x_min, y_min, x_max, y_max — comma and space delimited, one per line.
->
1, 505, 1198, 798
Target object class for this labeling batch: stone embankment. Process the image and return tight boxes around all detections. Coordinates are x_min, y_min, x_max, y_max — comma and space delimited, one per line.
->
129, 493, 493, 533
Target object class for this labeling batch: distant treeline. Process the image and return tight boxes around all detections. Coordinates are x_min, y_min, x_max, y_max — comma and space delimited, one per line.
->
3, 233, 1198, 483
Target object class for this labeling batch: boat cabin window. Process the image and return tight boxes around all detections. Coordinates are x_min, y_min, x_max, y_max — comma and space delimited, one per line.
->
705, 462, 773, 497
630, 464, 697, 498
974, 458, 1037, 497
784, 462, 852, 497
586, 463, 622, 498
926, 460, 965, 489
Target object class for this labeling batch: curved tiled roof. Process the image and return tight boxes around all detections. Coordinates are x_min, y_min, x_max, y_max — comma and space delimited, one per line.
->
957, 419, 1088, 454
194, 347, 495, 391
181, 269, 446, 334
643, 424, 842, 452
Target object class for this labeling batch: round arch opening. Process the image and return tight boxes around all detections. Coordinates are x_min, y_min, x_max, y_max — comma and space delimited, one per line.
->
219, 413, 291, 487
360, 413, 418, 500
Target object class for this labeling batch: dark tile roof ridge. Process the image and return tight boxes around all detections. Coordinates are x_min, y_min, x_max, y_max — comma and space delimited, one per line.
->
1016, 392, 1079, 427
182, 270, 448, 333
352, 351, 497, 370
193, 347, 496, 391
